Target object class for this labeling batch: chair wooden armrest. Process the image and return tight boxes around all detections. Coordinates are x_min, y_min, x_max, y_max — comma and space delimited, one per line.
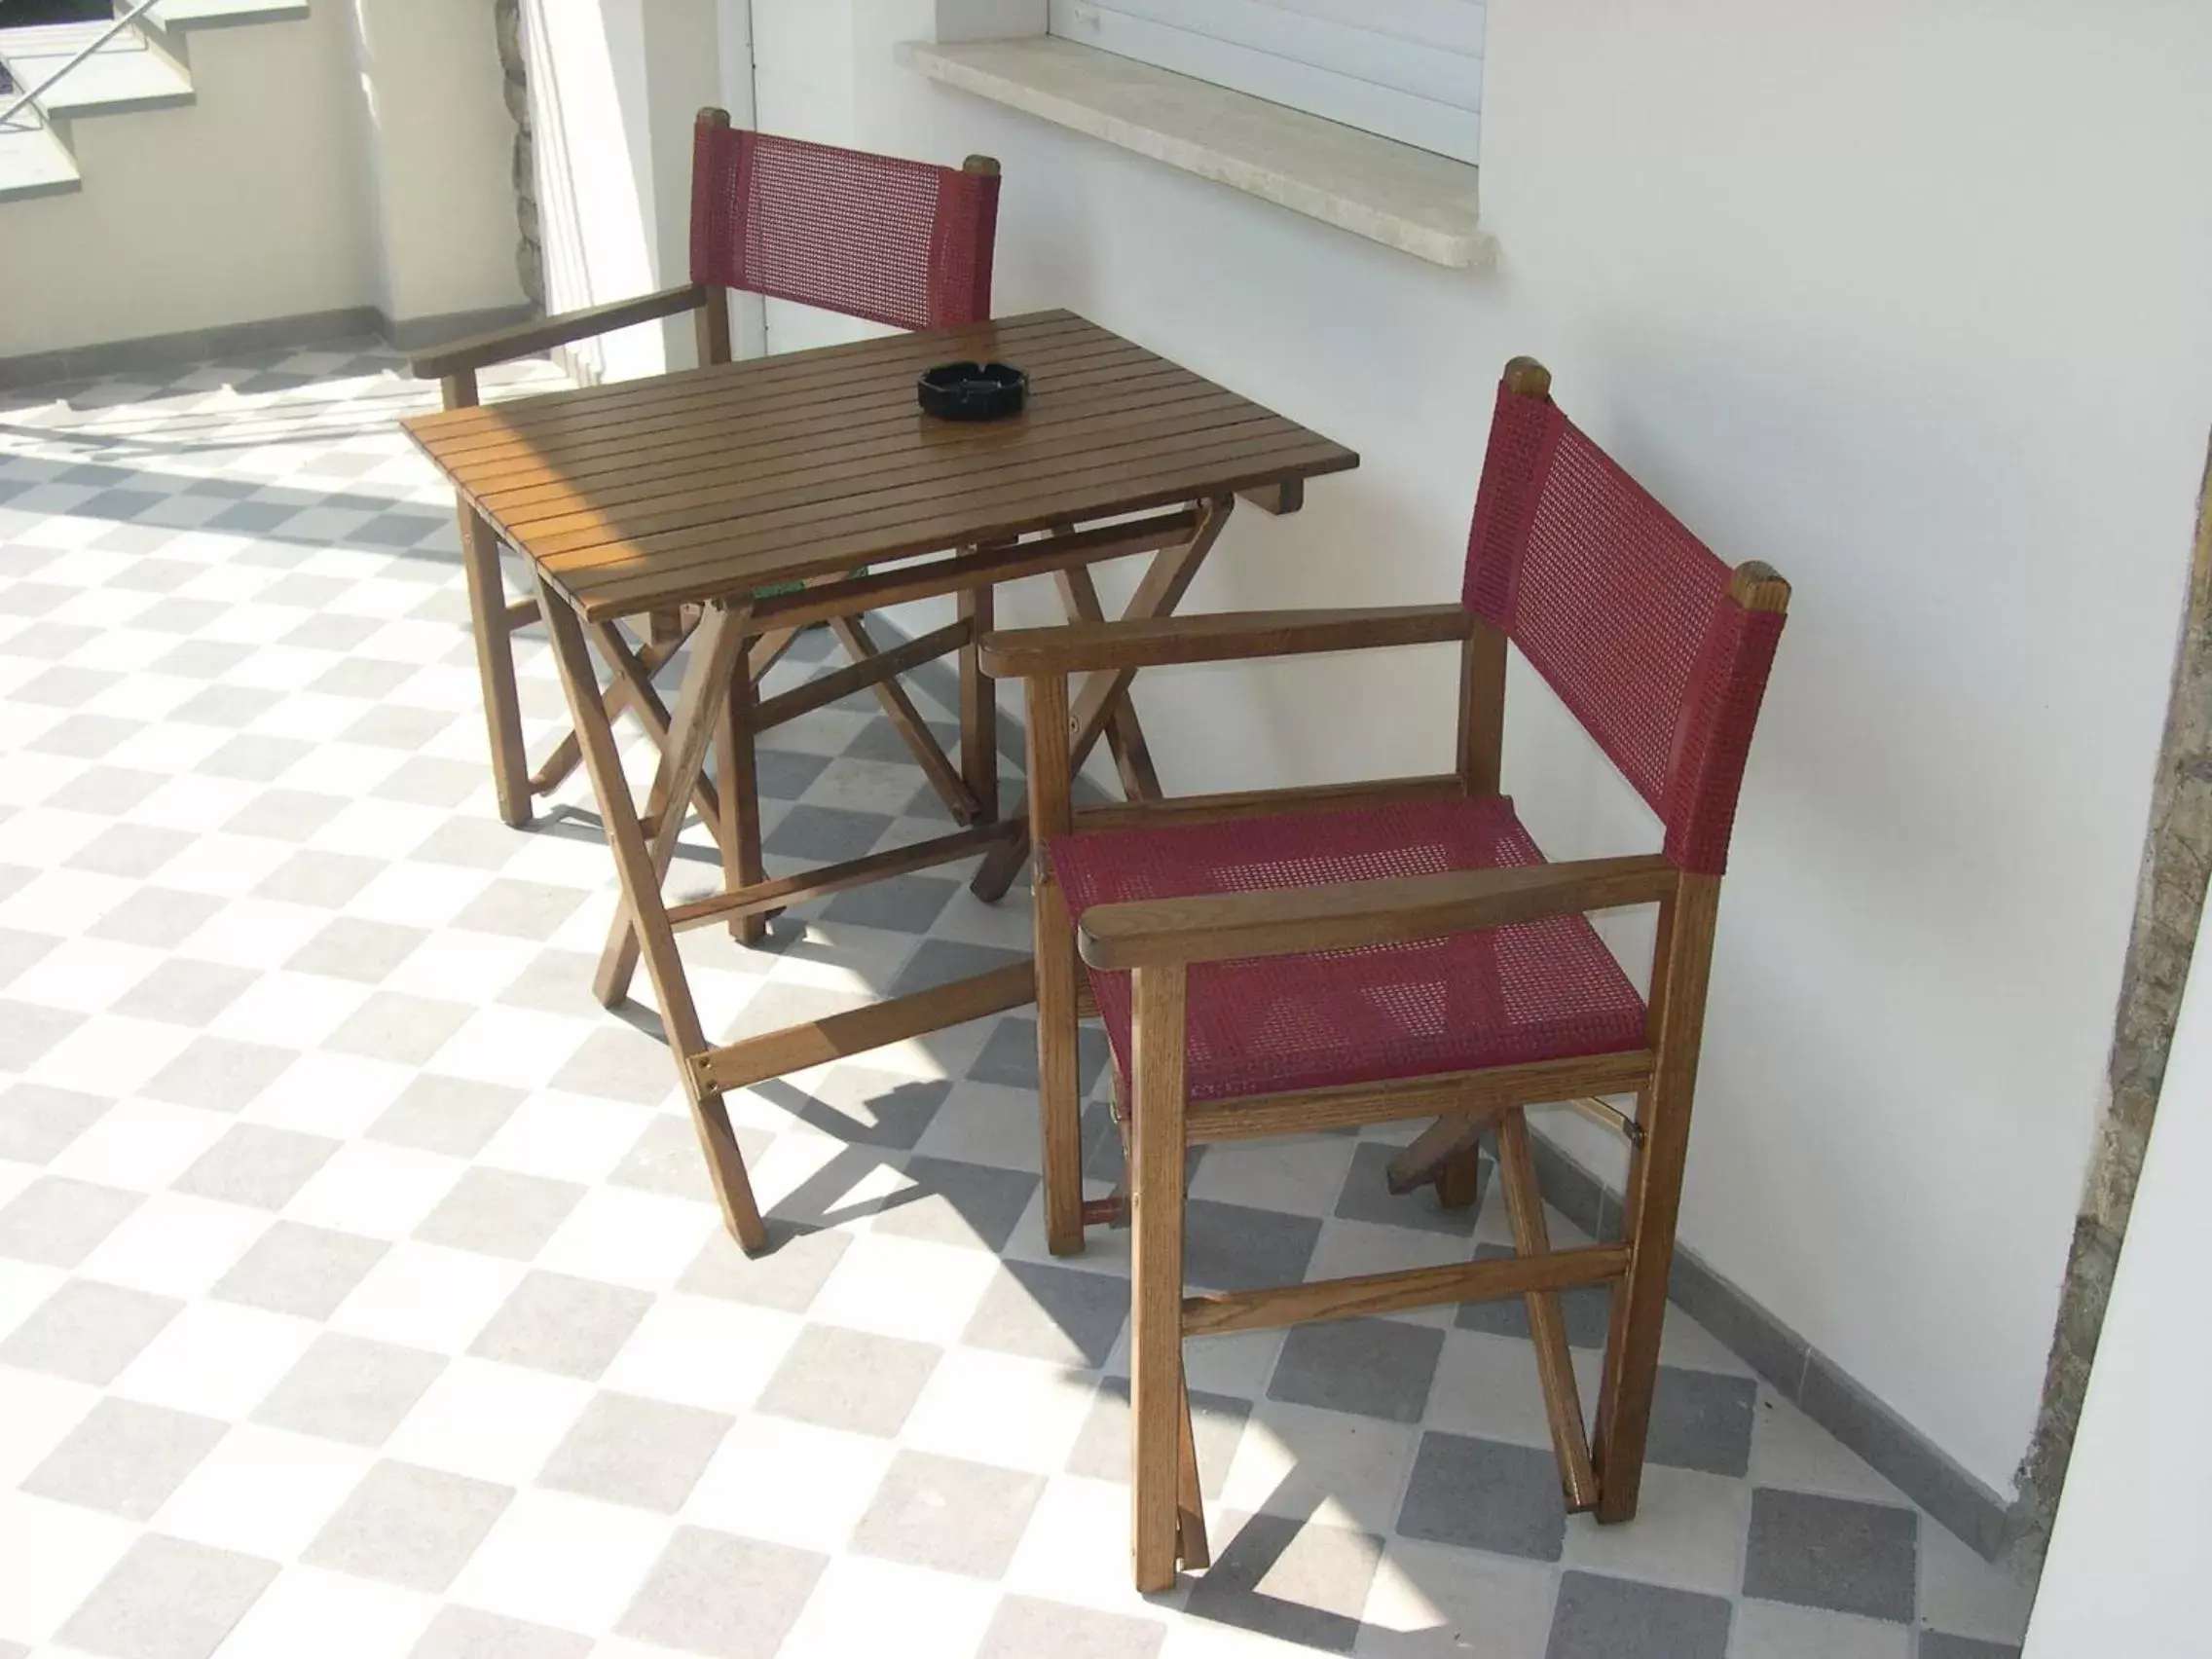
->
977, 604, 1470, 679
410, 284, 708, 381
1076, 853, 1678, 971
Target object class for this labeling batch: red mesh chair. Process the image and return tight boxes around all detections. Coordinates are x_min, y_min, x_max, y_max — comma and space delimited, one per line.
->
978, 357, 1789, 1592
413, 109, 1002, 838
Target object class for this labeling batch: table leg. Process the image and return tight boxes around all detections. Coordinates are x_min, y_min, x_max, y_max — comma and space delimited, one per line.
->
830, 613, 980, 826
1053, 566, 1162, 801
592, 605, 752, 1009
971, 496, 1235, 902
959, 582, 1000, 824
720, 634, 769, 946
537, 579, 767, 1253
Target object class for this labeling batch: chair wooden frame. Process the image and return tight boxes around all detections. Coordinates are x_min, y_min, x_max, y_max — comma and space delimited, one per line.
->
410, 108, 1001, 834
978, 358, 1791, 1591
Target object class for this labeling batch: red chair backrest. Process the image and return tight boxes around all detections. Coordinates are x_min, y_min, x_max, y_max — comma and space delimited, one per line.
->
1464, 374, 1785, 874
689, 123, 1000, 333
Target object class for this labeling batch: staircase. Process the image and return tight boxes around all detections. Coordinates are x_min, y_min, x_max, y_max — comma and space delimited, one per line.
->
0, 0, 306, 201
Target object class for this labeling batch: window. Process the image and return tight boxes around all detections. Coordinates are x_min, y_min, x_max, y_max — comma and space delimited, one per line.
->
1047, 0, 1485, 165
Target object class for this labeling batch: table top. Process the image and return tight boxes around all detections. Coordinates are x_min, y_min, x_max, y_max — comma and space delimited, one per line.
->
404, 310, 1359, 622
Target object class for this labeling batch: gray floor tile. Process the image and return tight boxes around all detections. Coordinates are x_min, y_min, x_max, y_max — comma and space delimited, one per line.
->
679, 1225, 851, 1312
1917, 1636, 2021, 1659
343, 705, 457, 750
56, 1534, 278, 1659
608, 1113, 758, 1203
617, 1527, 827, 1659
1742, 1488, 1918, 1623
1270, 1316, 1445, 1424
0, 925, 56, 990
171, 1124, 342, 1211
963, 1258, 1128, 1368
87, 886, 226, 948
1647, 1366, 1758, 1478
0, 995, 85, 1070
888, 938, 1029, 998
171, 685, 282, 727
1398, 1431, 1569, 1561
0, 1082, 108, 1162
967, 1014, 1112, 1094
552, 1025, 683, 1105
1333, 1141, 1485, 1235
45, 763, 165, 814
850, 1449, 1047, 1577
873, 1154, 1039, 1251
20, 1397, 229, 1520
288, 916, 430, 982
322, 990, 474, 1066
198, 734, 315, 783
114, 958, 258, 1025
537, 1390, 734, 1513
373, 755, 485, 807
0, 1278, 183, 1385
1457, 1242, 1613, 1349
413, 1167, 587, 1261
409, 1607, 593, 1659
1545, 1569, 1733, 1659
305, 1459, 513, 1592
793, 1067, 950, 1150
453, 879, 586, 940
977, 1594, 1166, 1659
252, 849, 385, 907
819, 873, 960, 934
222, 788, 349, 841
40, 717, 150, 765
0, 1175, 142, 1267
1067, 1377, 1250, 1496
367, 1074, 527, 1157
763, 804, 893, 862
755, 1323, 941, 1437
755, 749, 833, 800
252, 1333, 449, 1446
140, 1037, 298, 1113
467, 1271, 652, 1381
1183, 1513, 1382, 1655
213, 1221, 390, 1319
1185, 1198, 1324, 1293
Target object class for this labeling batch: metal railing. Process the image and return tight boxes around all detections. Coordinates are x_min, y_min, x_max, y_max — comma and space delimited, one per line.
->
0, 0, 165, 132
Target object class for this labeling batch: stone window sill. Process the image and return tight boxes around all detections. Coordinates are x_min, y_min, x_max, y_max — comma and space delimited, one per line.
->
897, 35, 1492, 271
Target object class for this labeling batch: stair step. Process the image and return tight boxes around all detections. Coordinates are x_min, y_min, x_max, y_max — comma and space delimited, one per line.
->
0, 20, 192, 120
139, 0, 310, 27
0, 108, 81, 200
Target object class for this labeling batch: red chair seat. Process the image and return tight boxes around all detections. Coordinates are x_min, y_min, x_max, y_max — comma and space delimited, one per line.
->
1051, 796, 1650, 1105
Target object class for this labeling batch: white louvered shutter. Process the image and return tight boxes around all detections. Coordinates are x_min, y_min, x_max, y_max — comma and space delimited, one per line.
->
1048, 0, 1486, 164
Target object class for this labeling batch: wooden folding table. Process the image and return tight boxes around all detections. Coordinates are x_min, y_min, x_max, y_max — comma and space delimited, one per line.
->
404, 309, 1358, 1251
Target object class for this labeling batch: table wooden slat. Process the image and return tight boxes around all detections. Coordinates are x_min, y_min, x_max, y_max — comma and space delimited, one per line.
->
404, 310, 1358, 622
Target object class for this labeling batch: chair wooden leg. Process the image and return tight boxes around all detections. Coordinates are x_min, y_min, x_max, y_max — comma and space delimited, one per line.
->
721, 636, 769, 946
830, 613, 979, 825
1128, 963, 1190, 1594
537, 583, 767, 1254
1027, 670, 1085, 1256
959, 583, 1000, 824
1496, 1110, 1599, 1510
1177, 1371, 1210, 1570
458, 504, 531, 828
1436, 1148, 1487, 1211
1594, 877, 1718, 1522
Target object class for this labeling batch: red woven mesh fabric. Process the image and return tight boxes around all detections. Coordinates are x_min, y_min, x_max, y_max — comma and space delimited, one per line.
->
1462, 381, 1785, 873
690, 127, 999, 331
1051, 797, 1647, 1105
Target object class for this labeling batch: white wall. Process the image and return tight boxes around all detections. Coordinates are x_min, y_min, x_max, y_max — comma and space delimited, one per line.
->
346, 0, 527, 326
756, 0, 2212, 1497
525, 0, 743, 381
0, 3, 525, 362
2023, 880, 2212, 1656
0, 8, 377, 358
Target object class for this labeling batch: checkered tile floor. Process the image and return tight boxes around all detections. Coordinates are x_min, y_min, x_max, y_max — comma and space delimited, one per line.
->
0, 343, 2037, 1658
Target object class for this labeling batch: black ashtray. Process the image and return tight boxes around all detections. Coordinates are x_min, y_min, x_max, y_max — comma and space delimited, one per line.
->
918, 361, 1028, 422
